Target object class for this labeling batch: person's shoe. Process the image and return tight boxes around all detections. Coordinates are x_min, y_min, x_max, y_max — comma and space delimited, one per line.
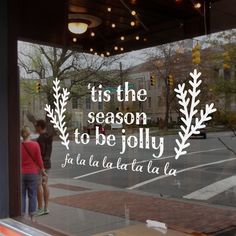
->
36, 208, 45, 216
44, 208, 50, 215
30, 215, 37, 223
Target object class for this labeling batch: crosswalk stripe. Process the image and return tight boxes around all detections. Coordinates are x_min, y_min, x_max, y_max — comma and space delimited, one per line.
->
183, 175, 236, 200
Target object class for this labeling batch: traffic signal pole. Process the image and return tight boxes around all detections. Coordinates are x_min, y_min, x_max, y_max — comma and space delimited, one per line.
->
119, 61, 124, 112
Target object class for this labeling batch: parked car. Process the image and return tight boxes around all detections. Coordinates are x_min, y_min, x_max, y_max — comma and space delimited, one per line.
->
191, 129, 206, 139
191, 121, 207, 139
86, 124, 106, 135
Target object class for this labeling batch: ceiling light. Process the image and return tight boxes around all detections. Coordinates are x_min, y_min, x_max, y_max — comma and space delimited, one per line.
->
131, 10, 136, 16
91, 32, 95, 37
94, 52, 98, 55
101, 53, 105, 57
120, 47, 124, 51
135, 35, 140, 40
90, 48, 94, 52
68, 13, 102, 35
194, 2, 201, 9
114, 46, 118, 51
106, 51, 110, 56
143, 38, 147, 42
121, 36, 125, 41
130, 21, 135, 27
107, 7, 112, 12
111, 23, 116, 28
72, 37, 77, 42
68, 22, 88, 34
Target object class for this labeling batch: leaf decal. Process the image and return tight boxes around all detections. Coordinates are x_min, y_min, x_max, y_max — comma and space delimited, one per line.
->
44, 78, 70, 150
174, 69, 217, 159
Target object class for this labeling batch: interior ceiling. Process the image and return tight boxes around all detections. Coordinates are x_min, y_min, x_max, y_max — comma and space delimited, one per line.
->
18, 0, 236, 55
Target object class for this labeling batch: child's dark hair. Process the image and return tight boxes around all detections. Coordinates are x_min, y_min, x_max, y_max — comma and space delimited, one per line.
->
35, 119, 46, 130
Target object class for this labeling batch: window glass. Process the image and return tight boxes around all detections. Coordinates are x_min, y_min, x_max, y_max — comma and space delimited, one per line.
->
19, 28, 236, 236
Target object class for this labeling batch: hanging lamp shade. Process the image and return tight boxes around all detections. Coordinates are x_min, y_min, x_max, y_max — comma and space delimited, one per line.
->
68, 22, 88, 34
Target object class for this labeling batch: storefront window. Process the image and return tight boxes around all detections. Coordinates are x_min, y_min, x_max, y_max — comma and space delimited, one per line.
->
17, 28, 236, 235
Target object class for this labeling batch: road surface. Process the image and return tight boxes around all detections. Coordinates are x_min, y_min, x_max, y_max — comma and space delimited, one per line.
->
49, 131, 236, 207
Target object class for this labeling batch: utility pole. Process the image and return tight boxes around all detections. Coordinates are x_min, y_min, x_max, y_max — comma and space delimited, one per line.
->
119, 61, 125, 111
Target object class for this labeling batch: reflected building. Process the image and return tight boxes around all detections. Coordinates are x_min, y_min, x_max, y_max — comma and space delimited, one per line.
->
20, 43, 236, 129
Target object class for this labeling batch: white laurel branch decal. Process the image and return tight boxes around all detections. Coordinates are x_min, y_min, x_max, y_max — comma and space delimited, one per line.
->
44, 78, 70, 150
174, 69, 217, 159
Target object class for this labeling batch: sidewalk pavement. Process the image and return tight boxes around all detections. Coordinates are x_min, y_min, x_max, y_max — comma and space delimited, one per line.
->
35, 177, 236, 236
37, 178, 135, 236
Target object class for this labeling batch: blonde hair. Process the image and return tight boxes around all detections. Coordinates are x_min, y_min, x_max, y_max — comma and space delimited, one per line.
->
21, 126, 31, 140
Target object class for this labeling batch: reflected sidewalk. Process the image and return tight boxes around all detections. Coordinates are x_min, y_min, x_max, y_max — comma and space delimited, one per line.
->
34, 177, 236, 236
